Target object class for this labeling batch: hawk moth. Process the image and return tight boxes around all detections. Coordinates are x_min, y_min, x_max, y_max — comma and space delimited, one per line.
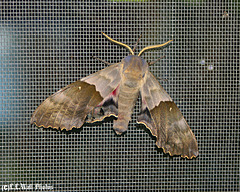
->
31, 33, 199, 159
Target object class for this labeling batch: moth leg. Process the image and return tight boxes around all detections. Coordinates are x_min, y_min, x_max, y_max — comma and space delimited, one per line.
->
148, 56, 168, 82
148, 55, 165, 66
132, 34, 142, 53
156, 77, 168, 82
91, 109, 95, 121
92, 56, 112, 65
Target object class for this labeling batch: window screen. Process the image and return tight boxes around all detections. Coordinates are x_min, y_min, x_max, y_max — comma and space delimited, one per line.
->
0, 1, 239, 191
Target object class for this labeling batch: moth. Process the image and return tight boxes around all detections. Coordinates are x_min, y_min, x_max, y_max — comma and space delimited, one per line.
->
31, 33, 199, 159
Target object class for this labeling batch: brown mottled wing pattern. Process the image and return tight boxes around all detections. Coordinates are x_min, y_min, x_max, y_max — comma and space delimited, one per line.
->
30, 81, 103, 130
31, 63, 122, 130
81, 63, 121, 98
138, 71, 198, 159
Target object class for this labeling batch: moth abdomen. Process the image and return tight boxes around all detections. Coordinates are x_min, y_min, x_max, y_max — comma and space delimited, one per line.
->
113, 82, 140, 135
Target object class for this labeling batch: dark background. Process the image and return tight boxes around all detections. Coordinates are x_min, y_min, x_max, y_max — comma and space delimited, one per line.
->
0, 1, 239, 191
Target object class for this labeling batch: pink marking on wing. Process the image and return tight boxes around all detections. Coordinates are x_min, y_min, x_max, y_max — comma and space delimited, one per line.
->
142, 98, 147, 105
111, 85, 119, 96
96, 85, 120, 107
141, 98, 147, 110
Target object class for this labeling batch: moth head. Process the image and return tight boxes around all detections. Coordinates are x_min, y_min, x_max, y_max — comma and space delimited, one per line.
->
102, 33, 173, 80
122, 55, 148, 80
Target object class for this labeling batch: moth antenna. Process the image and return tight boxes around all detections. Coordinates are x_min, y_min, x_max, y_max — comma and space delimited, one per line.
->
132, 34, 142, 53
102, 32, 134, 55
138, 40, 173, 56
157, 77, 168, 82
148, 55, 166, 66
92, 56, 112, 65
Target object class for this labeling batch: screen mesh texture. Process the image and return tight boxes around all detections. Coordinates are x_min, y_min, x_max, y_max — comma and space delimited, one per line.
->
0, 1, 239, 191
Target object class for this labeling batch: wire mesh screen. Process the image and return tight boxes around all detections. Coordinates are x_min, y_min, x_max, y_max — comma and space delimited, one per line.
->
0, 1, 239, 191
